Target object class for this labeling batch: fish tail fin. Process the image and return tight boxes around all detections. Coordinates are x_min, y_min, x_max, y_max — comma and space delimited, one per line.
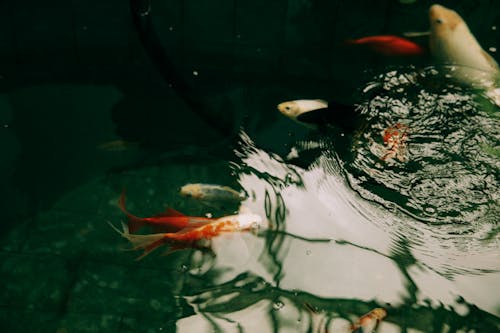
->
118, 190, 146, 233
108, 221, 168, 260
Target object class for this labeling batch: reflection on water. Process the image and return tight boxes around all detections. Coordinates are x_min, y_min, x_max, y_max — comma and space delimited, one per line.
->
173, 66, 499, 332
349, 67, 499, 226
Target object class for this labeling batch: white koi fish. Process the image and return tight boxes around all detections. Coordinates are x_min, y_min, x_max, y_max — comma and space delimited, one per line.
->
179, 183, 246, 202
277, 99, 329, 126
428, 4, 500, 104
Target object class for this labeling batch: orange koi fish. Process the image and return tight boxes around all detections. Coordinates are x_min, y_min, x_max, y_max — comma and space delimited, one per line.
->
118, 191, 213, 233
350, 308, 387, 332
381, 123, 409, 162
111, 208, 264, 259
347, 35, 425, 56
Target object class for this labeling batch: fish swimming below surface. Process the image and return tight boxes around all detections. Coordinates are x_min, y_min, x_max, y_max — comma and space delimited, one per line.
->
111, 206, 264, 259
346, 35, 425, 56
179, 183, 246, 203
277, 99, 362, 131
97, 140, 140, 152
380, 123, 409, 162
277, 99, 329, 126
303, 304, 387, 333
350, 308, 387, 333
118, 191, 213, 233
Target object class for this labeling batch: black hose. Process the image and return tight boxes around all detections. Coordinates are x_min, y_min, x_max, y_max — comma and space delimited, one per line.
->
129, 0, 234, 138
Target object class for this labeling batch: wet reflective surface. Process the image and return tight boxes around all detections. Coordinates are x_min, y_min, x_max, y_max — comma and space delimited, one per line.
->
1, 1, 500, 330
172, 67, 500, 331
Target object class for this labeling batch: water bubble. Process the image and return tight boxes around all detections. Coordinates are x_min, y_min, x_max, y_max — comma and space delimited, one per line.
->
489, 47, 497, 53
192, 70, 199, 76
168, 26, 174, 31
492, 26, 497, 31
179, 264, 189, 272
3, 124, 8, 128
306, 250, 311, 255
205, 213, 212, 218
424, 206, 436, 214
236, 34, 241, 39
273, 300, 285, 311
82, 26, 88, 31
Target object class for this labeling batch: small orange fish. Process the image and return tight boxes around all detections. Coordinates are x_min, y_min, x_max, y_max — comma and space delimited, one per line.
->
111, 208, 263, 259
350, 308, 387, 332
118, 191, 213, 233
381, 123, 409, 162
347, 35, 425, 56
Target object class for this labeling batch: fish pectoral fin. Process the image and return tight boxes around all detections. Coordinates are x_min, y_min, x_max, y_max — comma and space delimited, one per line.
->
403, 31, 431, 37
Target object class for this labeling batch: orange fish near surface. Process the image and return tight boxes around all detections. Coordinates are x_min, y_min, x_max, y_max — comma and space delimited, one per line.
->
347, 35, 425, 56
111, 208, 264, 259
350, 308, 387, 332
381, 123, 409, 162
118, 191, 213, 233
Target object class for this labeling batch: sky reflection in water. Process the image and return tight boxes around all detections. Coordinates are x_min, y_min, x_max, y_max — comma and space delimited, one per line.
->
177, 67, 499, 332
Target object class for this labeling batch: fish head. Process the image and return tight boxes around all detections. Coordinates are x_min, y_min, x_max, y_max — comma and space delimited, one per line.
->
370, 308, 387, 320
277, 99, 328, 120
429, 4, 463, 35
179, 183, 203, 199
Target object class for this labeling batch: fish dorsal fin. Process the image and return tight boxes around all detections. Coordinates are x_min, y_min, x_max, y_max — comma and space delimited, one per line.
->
154, 207, 186, 218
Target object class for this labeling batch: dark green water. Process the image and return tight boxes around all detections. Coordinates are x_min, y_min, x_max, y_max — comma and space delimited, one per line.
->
0, 0, 499, 332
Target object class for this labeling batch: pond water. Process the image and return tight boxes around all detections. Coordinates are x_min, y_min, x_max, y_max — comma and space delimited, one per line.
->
172, 67, 499, 332
1, 1, 499, 332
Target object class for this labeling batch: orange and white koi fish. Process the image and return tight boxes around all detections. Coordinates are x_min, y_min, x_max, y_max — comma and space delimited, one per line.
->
111, 207, 264, 259
350, 308, 387, 333
180, 183, 246, 202
381, 123, 409, 162
118, 191, 213, 233
347, 35, 425, 56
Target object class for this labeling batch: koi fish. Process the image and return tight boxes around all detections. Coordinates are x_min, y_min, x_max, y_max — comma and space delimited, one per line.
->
428, 4, 500, 105
277, 99, 329, 125
381, 123, 409, 162
347, 35, 425, 56
429, 4, 499, 78
179, 183, 246, 202
277, 99, 361, 131
302, 303, 387, 333
350, 308, 387, 333
111, 207, 264, 259
118, 191, 213, 233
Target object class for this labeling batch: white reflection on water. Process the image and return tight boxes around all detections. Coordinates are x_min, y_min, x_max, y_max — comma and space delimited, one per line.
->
177, 67, 499, 331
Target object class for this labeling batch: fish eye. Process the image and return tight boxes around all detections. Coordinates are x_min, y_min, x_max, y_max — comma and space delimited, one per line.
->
435, 18, 443, 24
285, 106, 291, 110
